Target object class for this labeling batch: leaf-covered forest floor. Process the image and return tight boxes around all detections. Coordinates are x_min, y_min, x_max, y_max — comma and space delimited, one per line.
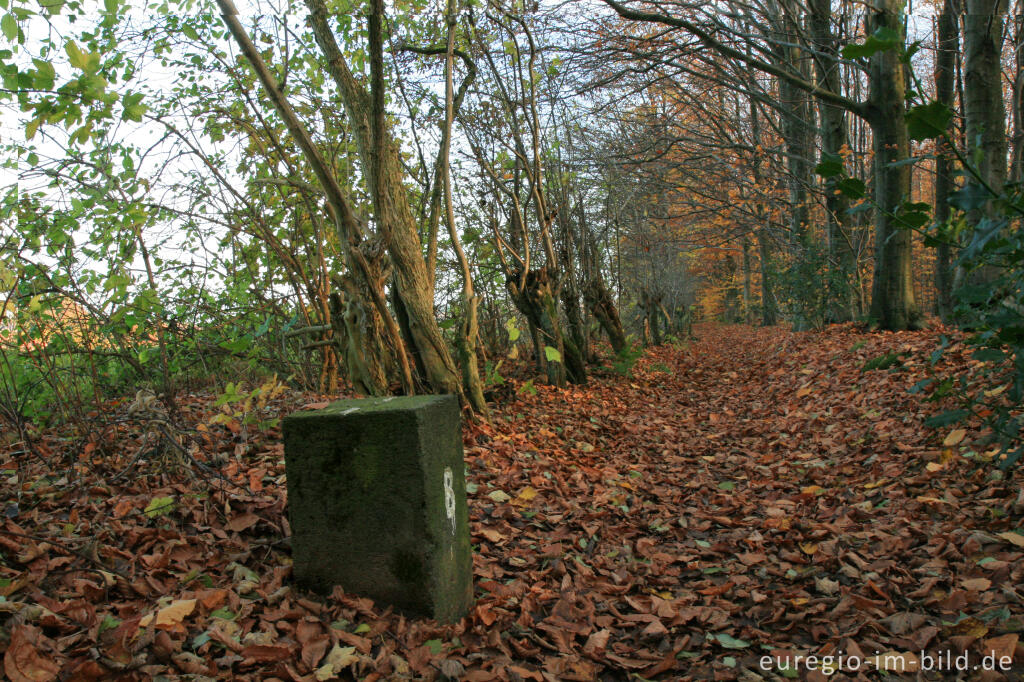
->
2, 324, 1023, 681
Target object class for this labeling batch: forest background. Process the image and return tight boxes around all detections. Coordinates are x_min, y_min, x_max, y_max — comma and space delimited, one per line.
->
1, 0, 1023, 461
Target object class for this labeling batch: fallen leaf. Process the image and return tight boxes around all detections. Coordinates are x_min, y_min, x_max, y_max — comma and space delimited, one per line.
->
138, 599, 196, 631
3, 625, 61, 682
961, 578, 991, 591
943, 429, 966, 447
867, 651, 919, 673
487, 490, 511, 503
997, 531, 1024, 548
982, 633, 1018, 662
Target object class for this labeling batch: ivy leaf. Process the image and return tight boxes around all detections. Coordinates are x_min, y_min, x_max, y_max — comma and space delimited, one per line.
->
906, 102, 953, 141
841, 26, 902, 59
814, 152, 843, 178
836, 177, 866, 199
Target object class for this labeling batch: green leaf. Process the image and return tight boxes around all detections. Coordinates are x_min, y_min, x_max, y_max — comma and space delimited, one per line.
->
353, 623, 370, 634
544, 346, 562, 363
24, 117, 40, 140
841, 26, 902, 59
505, 318, 520, 342
923, 409, 971, 428
1, 14, 17, 41
717, 481, 735, 491
64, 40, 86, 70
906, 101, 953, 141
144, 496, 175, 519
182, 23, 200, 41
836, 177, 866, 199
219, 335, 253, 354
424, 638, 444, 655
123, 103, 147, 122
98, 615, 121, 634
710, 632, 750, 649
814, 152, 843, 178
949, 183, 992, 213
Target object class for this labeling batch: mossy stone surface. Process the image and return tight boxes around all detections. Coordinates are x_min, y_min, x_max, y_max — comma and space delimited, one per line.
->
283, 394, 472, 623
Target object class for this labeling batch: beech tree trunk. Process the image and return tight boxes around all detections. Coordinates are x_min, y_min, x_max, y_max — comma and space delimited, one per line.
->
1011, 14, 1024, 184
809, 0, 855, 322
866, 0, 922, 330
934, 0, 959, 322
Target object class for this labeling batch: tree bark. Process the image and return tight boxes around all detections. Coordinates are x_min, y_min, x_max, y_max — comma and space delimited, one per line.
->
866, 0, 923, 330
217, 0, 408, 394
809, 0, 855, 322
964, 1, 1008, 202
440, 0, 487, 413
934, 0, 959, 322
1011, 13, 1024, 183
307, 0, 463, 398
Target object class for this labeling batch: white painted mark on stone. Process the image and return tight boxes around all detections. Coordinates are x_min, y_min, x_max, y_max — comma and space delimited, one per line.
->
443, 467, 456, 535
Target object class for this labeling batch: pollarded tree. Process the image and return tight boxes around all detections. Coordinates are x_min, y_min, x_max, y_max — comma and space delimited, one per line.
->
217, 0, 475, 403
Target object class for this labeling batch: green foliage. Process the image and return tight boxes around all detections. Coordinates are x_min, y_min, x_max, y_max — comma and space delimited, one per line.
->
649, 362, 673, 375
610, 345, 643, 376
209, 377, 286, 433
505, 318, 520, 343
517, 378, 537, 396
773, 238, 854, 330
906, 101, 954, 142
543, 345, 561, 363
144, 495, 175, 519
943, 205, 1024, 468
861, 352, 902, 372
908, 99, 1024, 468
840, 26, 902, 60
483, 360, 504, 387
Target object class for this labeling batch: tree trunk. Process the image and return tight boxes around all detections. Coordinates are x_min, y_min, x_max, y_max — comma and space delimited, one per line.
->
1010, 13, 1024, 183
640, 288, 663, 346
866, 0, 923, 330
509, 268, 567, 386
964, 1, 1008, 204
756, 228, 778, 326
217, 1, 407, 394
440, 0, 487, 413
934, 0, 959, 322
307, 0, 463, 397
809, 0, 855, 322
585, 278, 627, 354
741, 236, 753, 324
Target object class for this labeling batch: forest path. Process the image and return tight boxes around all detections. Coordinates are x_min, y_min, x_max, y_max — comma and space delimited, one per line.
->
4, 324, 1022, 681
462, 323, 1023, 679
